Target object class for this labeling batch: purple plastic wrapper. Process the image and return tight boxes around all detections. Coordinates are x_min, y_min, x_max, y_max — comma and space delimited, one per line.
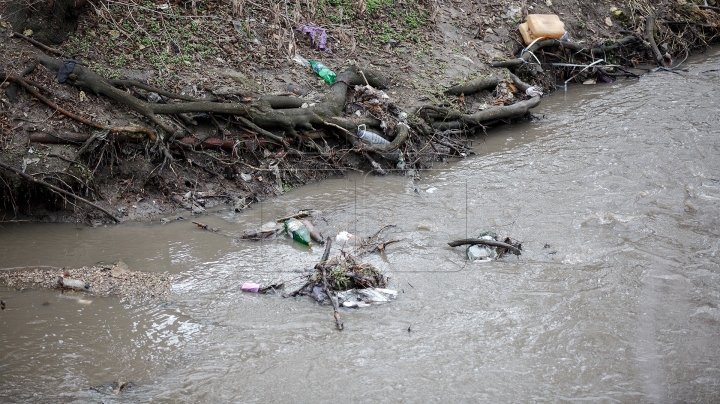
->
242, 282, 260, 292
297, 24, 332, 54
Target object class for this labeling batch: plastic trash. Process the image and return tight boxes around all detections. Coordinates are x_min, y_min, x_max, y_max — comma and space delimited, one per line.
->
241, 282, 260, 292
336, 288, 397, 307
293, 54, 310, 67
526, 86, 543, 97
300, 219, 324, 244
57, 276, 90, 291
357, 124, 390, 145
308, 60, 336, 84
284, 218, 314, 246
519, 14, 566, 45
466, 231, 499, 262
518, 22, 533, 46
336, 231, 361, 246
57, 60, 76, 83
356, 124, 401, 161
296, 25, 332, 54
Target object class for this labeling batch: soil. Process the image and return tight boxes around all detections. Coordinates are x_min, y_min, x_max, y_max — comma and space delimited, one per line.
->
0, 0, 716, 224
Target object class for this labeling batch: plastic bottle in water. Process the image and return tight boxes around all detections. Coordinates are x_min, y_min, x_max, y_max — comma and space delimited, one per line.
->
284, 218, 314, 246
308, 60, 336, 84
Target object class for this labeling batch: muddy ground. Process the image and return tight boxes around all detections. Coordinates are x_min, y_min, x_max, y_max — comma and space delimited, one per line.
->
0, 0, 717, 224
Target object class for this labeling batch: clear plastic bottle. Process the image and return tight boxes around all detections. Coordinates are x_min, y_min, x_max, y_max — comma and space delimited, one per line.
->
284, 218, 314, 246
308, 60, 336, 84
357, 124, 400, 161
357, 124, 390, 145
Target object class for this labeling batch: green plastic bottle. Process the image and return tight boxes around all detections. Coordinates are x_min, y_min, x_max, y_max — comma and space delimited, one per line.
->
308, 60, 336, 84
284, 218, 314, 246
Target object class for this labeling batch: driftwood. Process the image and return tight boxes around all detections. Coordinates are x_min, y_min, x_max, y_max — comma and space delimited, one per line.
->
0, 160, 121, 222
447, 238, 522, 255
316, 238, 343, 331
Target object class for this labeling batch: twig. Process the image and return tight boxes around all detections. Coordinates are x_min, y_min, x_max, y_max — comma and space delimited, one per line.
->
275, 210, 313, 223
0, 160, 121, 222
11, 32, 68, 57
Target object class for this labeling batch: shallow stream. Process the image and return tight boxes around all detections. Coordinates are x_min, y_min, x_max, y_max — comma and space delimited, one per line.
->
2, 50, 720, 402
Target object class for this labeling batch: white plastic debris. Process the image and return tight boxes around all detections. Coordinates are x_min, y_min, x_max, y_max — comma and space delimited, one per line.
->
526, 86, 543, 97
336, 231, 361, 246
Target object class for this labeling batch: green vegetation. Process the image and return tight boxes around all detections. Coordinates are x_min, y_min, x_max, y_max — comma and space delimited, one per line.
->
367, 0, 394, 14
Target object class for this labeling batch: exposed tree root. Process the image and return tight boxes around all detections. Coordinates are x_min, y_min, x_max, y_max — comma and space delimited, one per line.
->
0, 73, 156, 139
445, 77, 499, 96
417, 96, 541, 131
3, 47, 545, 222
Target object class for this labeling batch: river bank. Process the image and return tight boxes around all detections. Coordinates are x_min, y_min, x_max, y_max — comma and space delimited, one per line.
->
1, 0, 717, 223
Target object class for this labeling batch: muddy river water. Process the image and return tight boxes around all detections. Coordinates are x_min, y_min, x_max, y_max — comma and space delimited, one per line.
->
2, 50, 720, 402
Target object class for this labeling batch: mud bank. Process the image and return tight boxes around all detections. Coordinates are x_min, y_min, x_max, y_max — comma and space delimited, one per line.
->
1, 0, 717, 223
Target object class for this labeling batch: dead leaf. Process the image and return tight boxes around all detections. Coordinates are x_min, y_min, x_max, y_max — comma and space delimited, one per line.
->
605, 17, 613, 27
23, 29, 33, 37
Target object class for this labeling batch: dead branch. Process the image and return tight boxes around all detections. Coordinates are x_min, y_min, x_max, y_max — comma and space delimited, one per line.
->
11, 32, 68, 57
448, 238, 522, 255
315, 237, 343, 331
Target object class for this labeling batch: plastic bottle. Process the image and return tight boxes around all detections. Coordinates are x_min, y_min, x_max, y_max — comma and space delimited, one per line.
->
57, 276, 90, 291
284, 218, 314, 246
466, 231, 499, 261
357, 124, 390, 145
357, 125, 401, 161
308, 60, 336, 84
293, 54, 311, 67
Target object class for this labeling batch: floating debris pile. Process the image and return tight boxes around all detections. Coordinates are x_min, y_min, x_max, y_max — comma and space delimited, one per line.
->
0, 261, 173, 305
448, 231, 523, 261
